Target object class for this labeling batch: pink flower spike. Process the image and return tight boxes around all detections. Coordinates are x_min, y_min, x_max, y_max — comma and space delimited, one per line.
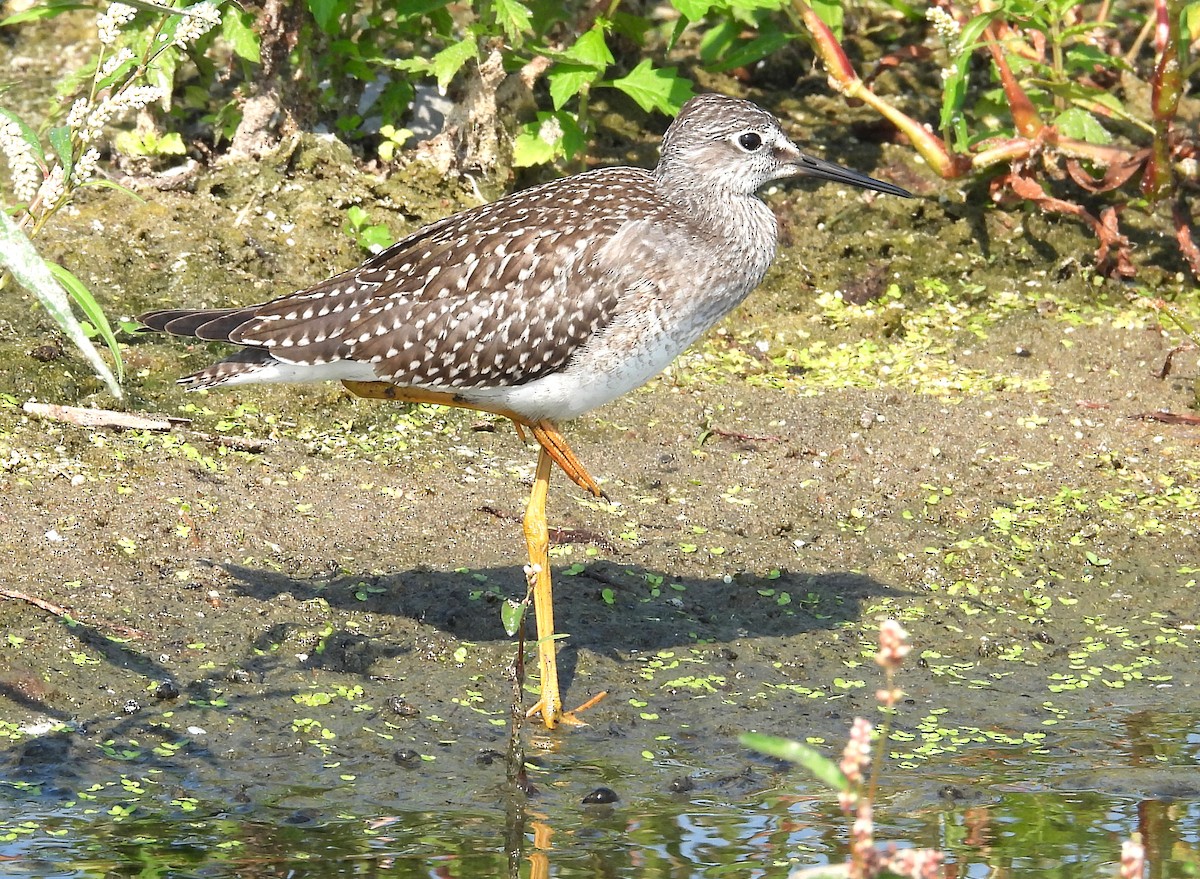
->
876, 619, 911, 669
1120, 838, 1145, 879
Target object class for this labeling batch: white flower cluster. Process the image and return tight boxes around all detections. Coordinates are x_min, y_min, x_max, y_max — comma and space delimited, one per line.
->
100, 47, 136, 78
0, 118, 41, 203
71, 148, 101, 186
925, 5, 962, 42
537, 115, 564, 147
77, 85, 165, 144
173, 2, 222, 49
35, 163, 65, 208
97, 2, 138, 45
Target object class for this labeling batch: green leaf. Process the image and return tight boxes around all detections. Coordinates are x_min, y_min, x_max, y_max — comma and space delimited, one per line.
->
500, 599, 525, 637
344, 205, 369, 228
430, 36, 478, 92
222, 9, 260, 62
492, 0, 532, 42
1053, 107, 1112, 144
607, 60, 694, 115
708, 30, 792, 72
0, 0, 90, 26
307, 0, 343, 33
48, 262, 125, 383
670, 0, 717, 20
113, 129, 187, 156
561, 23, 614, 67
740, 733, 851, 792
548, 64, 600, 110
808, 0, 843, 38
356, 224, 394, 253
48, 126, 75, 176
0, 213, 121, 397
512, 112, 585, 167
513, 125, 557, 168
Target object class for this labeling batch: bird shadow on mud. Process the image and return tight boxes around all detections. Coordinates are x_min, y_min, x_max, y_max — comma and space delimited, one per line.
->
213, 559, 898, 683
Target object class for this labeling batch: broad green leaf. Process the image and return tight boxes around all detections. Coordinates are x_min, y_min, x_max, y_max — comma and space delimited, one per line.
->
740, 733, 850, 792
0, 0, 90, 26
607, 60, 693, 115
708, 30, 792, 72
561, 24, 614, 67
492, 0, 532, 42
113, 129, 187, 156
430, 37, 478, 92
307, 0, 342, 33
512, 113, 584, 167
670, 0, 717, 21
48, 262, 125, 383
397, 0, 453, 15
500, 599, 525, 637
1053, 107, 1112, 145
726, 0, 788, 10
548, 64, 600, 110
356, 225, 394, 253
698, 18, 738, 65
48, 126, 74, 177
0, 213, 121, 397
513, 130, 555, 167
222, 8, 261, 62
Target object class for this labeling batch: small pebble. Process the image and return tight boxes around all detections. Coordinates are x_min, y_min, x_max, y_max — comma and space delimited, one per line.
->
393, 748, 422, 767
153, 681, 180, 701
581, 787, 619, 805
668, 776, 695, 793
386, 696, 420, 717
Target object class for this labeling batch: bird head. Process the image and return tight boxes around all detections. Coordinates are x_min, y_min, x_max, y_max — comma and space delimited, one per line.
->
656, 93, 911, 199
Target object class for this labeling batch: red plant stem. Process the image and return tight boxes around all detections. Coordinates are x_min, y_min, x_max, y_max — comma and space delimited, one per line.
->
985, 23, 1044, 137
1142, 0, 1183, 201
792, 0, 965, 178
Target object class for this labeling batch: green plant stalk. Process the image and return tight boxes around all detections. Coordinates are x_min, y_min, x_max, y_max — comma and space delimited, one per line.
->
1142, 0, 1183, 201
865, 665, 894, 805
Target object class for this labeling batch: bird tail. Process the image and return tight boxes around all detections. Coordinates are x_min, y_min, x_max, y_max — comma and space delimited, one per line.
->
139, 307, 275, 389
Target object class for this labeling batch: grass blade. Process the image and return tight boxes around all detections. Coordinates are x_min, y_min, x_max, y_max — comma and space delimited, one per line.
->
0, 212, 122, 397
740, 732, 851, 792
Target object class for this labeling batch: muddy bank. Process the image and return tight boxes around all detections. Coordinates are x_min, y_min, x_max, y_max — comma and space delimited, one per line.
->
1, 110, 1198, 863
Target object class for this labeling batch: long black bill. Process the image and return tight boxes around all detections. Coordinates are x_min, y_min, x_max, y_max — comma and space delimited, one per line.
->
793, 151, 912, 198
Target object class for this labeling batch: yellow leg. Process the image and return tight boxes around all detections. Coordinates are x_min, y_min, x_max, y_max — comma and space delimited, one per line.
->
344, 380, 608, 726
523, 446, 565, 728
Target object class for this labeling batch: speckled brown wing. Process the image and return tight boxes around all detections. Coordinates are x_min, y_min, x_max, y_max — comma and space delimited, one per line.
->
222, 167, 667, 389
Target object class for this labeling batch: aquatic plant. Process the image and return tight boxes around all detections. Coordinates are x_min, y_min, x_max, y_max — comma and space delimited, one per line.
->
743, 619, 944, 879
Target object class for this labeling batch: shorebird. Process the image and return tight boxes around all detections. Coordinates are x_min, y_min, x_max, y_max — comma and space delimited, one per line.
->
140, 93, 911, 728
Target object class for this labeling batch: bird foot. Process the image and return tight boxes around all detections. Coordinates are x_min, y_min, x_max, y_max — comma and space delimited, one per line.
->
527, 690, 608, 729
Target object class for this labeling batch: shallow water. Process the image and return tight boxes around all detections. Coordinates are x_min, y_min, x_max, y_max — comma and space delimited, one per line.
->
3, 701, 1199, 877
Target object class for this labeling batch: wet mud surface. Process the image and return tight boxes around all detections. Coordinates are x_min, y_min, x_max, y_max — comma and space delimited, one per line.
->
1, 104, 1199, 863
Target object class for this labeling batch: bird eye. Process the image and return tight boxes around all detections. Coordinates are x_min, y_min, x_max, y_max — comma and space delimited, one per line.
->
737, 132, 763, 151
